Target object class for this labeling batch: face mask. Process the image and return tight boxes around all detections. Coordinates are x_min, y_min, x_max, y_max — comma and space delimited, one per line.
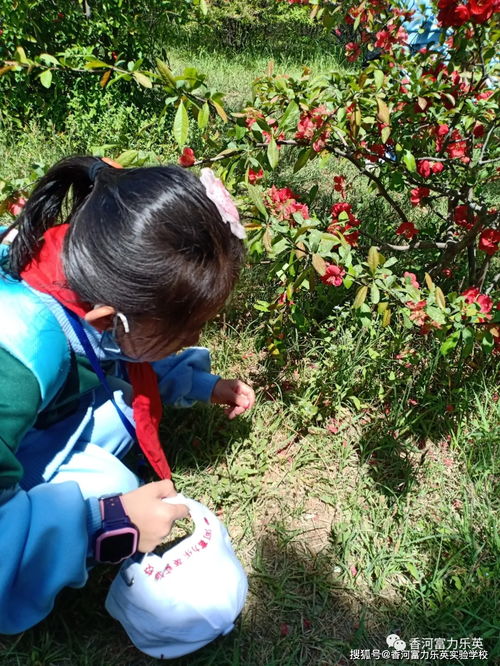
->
98, 313, 139, 363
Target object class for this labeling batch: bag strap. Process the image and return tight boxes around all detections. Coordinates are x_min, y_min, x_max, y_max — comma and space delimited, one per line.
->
62, 306, 137, 441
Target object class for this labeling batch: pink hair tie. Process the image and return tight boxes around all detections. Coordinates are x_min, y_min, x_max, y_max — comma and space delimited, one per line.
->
199, 168, 246, 239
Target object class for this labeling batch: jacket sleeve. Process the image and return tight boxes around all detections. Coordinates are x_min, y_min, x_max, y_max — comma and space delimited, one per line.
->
0, 349, 96, 634
0, 483, 92, 633
151, 347, 220, 407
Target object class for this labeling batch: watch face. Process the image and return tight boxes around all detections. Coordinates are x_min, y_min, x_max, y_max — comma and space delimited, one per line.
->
97, 529, 137, 563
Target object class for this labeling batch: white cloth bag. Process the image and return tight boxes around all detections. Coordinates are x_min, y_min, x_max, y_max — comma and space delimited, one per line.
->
105, 494, 248, 659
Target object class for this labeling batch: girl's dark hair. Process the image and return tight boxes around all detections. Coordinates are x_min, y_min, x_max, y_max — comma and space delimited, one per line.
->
1, 157, 244, 337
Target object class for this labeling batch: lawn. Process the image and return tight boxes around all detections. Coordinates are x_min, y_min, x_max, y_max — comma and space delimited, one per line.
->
0, 30, 499, 666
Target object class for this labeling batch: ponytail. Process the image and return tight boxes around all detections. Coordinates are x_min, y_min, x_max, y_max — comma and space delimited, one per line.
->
1, 156, 108, 277
2, 156, 244, 342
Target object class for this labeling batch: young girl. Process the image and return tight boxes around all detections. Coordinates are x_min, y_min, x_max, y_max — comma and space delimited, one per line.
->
0, 156, 255, 634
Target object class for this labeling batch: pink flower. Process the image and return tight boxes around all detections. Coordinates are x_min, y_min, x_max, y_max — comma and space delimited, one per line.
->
178, 147, 196, 167
462, 287, 493, 314
404, 272, 420, 289
199, 168, 245, 239
7, 197, 27, 217
321, 263, 346, 287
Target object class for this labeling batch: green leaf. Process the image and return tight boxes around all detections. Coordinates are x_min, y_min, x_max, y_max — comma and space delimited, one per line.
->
353, 286, 368, 309
426, 305, 446, 325
381, 125, 391, 144
116, 150, 139, 167
39, 53, 59, 66
198, 102, 210, 130
461, 327, 474, 357
132, 71, 153, 88
39, 69, 52, 88
156, 58, 176, 86
173, 100, 189, 148
199, 0, 208, 15
402, 151, 416, 172
293, 148, 312, 173
349, 395, 362, 410
374, 70, 384, 90
481, 332, 494, 354
370, 284, 380, 304
267, 138, 279, 170
440, 331, 460, 356
280, 101, 299, 129
247, 184, 268, 218
15, 46, 29, 64
84, 60, 109, 69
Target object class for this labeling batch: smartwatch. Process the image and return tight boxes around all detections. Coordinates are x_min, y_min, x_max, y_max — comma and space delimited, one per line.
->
94, 494, 139, 564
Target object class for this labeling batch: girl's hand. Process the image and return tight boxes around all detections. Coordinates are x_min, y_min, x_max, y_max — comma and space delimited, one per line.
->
211, 378, 255, 419
121, 480, 189, 553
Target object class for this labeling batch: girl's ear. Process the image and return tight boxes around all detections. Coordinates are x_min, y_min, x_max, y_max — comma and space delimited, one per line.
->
84, 305, 117, 331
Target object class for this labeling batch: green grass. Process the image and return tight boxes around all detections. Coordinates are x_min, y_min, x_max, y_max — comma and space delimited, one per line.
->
1, 313, 498, 666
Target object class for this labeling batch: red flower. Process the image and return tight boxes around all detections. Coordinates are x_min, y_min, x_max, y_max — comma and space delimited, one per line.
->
345, 42, 361, 62
462, 286, 480, 303
321, 263, 346, 287
396, 221, 419, 239
409, 187, 430, 207
477, 293, 493, 314
446, 130, 468, 159
462, 287, 493, 314
267, 186, 309, 224
478, 228, 500, 255
417, 160, 443, 178
333, 175, 346, 197
178, 147, 196, 167
438, 0, 471, 26
473, 123, 485, 138
476, 90, 494, 100
469, 0, 498, 23
248, 168, 264, 184
331, 202, 351, 218
453, 204, 476, 229
295, 106, 332, 152
344, 231, 360, 246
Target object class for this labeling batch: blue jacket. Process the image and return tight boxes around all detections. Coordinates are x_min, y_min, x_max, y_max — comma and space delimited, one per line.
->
0, 240, 220, 633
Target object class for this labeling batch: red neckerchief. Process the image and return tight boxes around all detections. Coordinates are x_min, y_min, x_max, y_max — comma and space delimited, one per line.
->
20, 223, 171, 480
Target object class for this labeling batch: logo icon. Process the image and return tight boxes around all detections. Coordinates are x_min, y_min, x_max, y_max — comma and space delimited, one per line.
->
386, 634, 407, 651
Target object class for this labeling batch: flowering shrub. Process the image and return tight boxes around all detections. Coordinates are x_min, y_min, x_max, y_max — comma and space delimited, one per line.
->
219, 0, 499, 358
1, 0, 499, 359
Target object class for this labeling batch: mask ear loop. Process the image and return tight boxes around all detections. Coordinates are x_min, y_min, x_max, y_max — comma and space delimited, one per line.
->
113, 311, 130, 335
